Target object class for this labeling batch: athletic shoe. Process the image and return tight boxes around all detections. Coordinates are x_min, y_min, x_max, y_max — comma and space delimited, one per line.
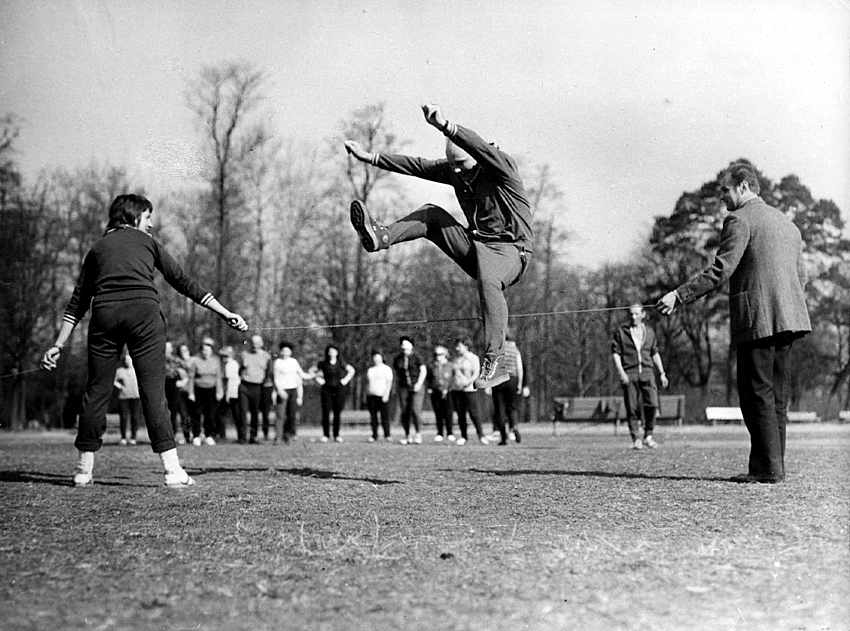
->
204, 436, 216, 446
175, 435, 186, 445
447, 434, 457, 442
129, 439, 137, 446
479, 436, 490, 445
399, 437, 409, 445
73, 472, 93, 487
119, 438, 128, 446
384, 436, 393, 442
164, 469, 195, 487
644, 436, 658, 449
350, 200, 390, 252
319, 436, 329, 443
413, 433, 422, 445
192, 437, 202, 447
632, 439, 644, 450
456, 437, 467, 446
487, 431, 501, 442
513, 428, 522, 444
433, 435, 444, 442
334, 436, 343, 443
474, 356, 510, 389
368, 436, 376, 443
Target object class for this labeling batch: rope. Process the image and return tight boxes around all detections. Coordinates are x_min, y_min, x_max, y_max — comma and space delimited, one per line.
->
0, 303, 658, 380
252, 303, 658, 333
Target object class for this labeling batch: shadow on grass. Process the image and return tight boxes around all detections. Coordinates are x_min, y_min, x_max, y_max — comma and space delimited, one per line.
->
191, 466, 402, 486
467, 468, 732, 483
0, 470, 148, 487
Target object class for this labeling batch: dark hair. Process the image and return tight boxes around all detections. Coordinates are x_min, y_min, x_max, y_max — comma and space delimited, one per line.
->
399, 335, 413, 346
723, 163, 760, 195
454, 337, 471, 348
106, 194, 152, 231
324, 343, 340, 360
279, 341, 293, 352
370, 349, 383, 357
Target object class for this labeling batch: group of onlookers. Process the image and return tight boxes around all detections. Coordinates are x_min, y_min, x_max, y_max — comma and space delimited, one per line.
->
112, 333, 526, 447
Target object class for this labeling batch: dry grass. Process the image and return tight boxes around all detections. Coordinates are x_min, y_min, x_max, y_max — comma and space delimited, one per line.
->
1, 423, 848, 631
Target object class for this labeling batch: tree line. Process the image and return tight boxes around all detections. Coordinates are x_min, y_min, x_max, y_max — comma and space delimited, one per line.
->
2, 62, 848, 430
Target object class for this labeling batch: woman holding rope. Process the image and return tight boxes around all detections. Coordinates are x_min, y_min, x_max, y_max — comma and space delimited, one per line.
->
41, 194, 247, 487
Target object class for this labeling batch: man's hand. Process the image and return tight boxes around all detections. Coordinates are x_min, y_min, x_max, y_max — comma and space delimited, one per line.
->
344, 140, 373, 163
656, 291, 679, 316
619, 373, 630, 386
421, 103, 447, 130
660, 373, 669, 389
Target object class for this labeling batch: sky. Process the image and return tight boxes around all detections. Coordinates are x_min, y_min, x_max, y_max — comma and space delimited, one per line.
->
2, 0, 849, 267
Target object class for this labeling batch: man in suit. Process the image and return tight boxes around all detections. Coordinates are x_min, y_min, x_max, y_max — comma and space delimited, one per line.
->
657, 162, 811, 483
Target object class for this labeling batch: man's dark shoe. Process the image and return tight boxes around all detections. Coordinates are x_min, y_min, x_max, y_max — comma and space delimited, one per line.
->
729, 473, 784, 484
474, 355, 509, 389
350, 200, 390, 252
513, 428, 521, 444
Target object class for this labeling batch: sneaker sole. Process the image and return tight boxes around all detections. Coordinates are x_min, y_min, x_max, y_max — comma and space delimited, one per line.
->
350, 200, 378, 252
474, 372, 510, 390
165, 476, 196, 488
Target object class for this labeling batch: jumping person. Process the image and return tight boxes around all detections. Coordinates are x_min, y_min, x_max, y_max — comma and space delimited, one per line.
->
41, 194, 247, 487
344, 104, 533, 390
657, 163, 811, 483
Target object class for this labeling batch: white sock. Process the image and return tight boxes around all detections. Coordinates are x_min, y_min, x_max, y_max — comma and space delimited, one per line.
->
75, 450, 94, 475
159, 448, 182, 474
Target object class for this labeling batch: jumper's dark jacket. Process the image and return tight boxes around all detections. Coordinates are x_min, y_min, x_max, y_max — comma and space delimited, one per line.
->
373, 123, 533, 253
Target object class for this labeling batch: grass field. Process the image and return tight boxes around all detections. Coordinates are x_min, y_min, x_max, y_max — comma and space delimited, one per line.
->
1, 423, 848, 631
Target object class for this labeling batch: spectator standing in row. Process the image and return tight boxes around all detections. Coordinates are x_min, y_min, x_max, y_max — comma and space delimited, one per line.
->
114, 353, 141, 446
192, 337, 223, 446
219, 345, 242, 442
612, 304, 669, 450
427, 345, 454, 442
164, 341, 190, 445
272, 342, 312, 443
260, 337, 275, 441
177, 343, 197, 443
492, 333, 524, 445
313, 344, 355, 443
365, 350, 394, 442
450, 339, 489, 445
240, 334, 272, 444
393, 336, 427, 445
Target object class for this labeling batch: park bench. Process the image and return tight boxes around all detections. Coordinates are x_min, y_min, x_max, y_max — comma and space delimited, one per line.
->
552, 394, 685, 434
787, 411, 819, 423
705, 407, 743, 425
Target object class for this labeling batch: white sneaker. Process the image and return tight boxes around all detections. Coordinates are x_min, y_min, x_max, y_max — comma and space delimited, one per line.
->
399, 437, 409, 445
319, 436, 329, 443
479, 436, 490, 445
119, 438, 128, 446
334, 436, 343, 443
509, 431, 517, 442
632, 439, 644, 450
175, 435, 186, 445
164, 469, 195, 487
644, 436, 658, 449
413, 433, 422, 444
192, 437, 202, 447
129, 439, 137, 446
204, 436, 216, 446
73, 472, 93, 487
487, 431, 500, 442
367, 436, 376, 443
433, 435, 444, 442
447, 434, 457, 442
456, 437, 467, 446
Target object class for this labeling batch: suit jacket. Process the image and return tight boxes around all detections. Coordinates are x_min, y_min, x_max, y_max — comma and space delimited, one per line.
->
676, 197, 811, 345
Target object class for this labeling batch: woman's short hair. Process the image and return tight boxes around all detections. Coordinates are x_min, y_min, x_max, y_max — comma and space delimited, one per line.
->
107, 194, 152, 230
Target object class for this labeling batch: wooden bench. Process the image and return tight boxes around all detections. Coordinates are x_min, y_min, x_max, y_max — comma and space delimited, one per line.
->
705, 407, 744, 425
787, 411, 819, 423
552, 394, 685, 435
